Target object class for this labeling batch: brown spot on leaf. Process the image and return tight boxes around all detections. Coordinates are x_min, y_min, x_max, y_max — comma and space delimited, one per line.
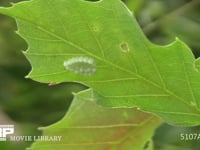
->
143, 140, 150, 150
120, 42, 129, 53
91, 24, 101, 32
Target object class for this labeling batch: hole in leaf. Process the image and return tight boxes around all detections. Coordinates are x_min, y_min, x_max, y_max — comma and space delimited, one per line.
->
120, 42, 129, 53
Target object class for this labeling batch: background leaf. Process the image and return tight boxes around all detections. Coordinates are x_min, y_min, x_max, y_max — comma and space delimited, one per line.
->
30, 89, 162, 150
123, 0, 144, 14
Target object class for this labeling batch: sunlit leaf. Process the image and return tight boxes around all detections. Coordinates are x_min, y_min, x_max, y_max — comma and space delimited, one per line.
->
0, 0, 200, 126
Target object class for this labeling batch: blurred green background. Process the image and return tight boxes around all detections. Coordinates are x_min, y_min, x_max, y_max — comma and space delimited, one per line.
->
0, 0, 200, 149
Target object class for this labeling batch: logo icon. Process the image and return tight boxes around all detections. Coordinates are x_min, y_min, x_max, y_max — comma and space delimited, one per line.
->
0, 125, 14, 141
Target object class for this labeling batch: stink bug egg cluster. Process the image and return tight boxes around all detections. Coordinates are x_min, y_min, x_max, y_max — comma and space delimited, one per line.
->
64, 56, 96, 76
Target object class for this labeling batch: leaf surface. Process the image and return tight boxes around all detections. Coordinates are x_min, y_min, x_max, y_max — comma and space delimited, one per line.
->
29, 89, 161, 150
0, 0, 200, 125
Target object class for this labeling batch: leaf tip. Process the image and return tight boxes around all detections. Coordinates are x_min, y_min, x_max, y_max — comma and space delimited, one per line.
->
9, 2, 15, 6
25, 75, 30, 79
22, 50, 27, 54
37, 126, 44, 131
174, 37, 188, 46
175, 37, 182, 43
72, 92, 77, 96
15, 30, 20, 35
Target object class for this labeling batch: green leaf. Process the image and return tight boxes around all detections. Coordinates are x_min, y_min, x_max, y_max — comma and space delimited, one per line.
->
195, 58, 200, 72
29, 89, 162, 150
0, 0, 200, 126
